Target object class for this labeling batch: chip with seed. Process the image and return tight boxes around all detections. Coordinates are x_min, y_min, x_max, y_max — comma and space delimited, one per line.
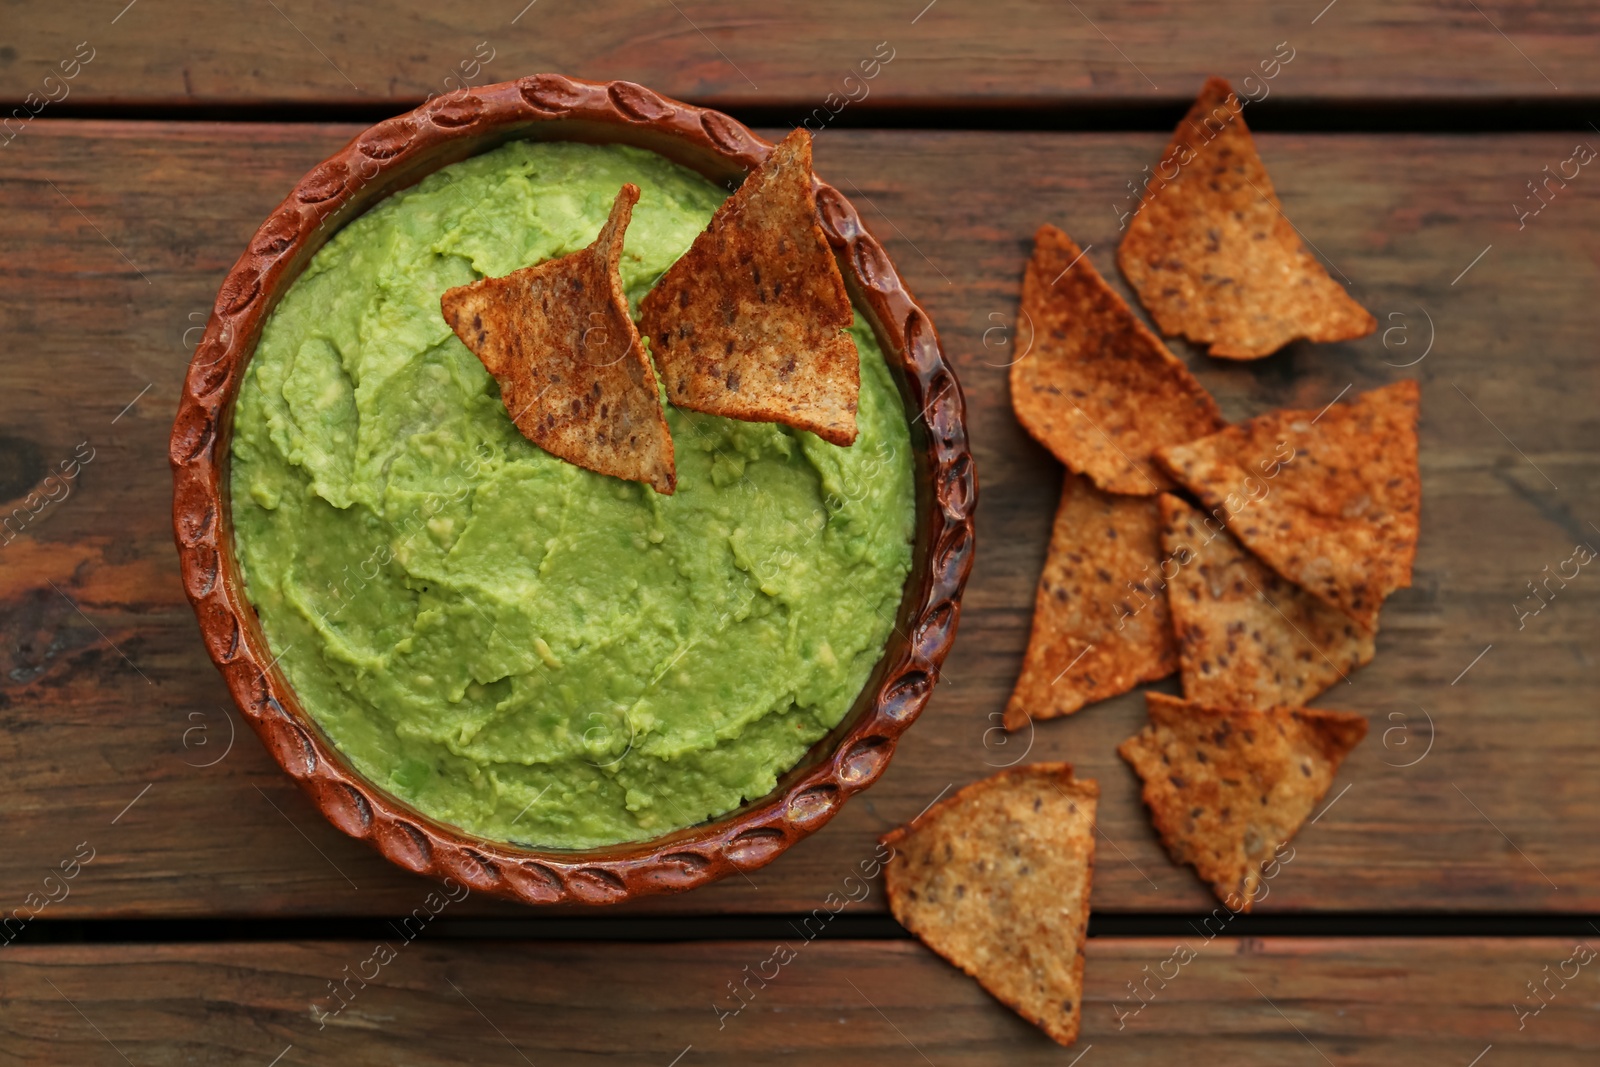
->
1159, 494, 1375, 708
1004, 473, 1176, 731
638, 128, 859, 446
1155, 379, 1420, 629
1011, 224, 1224, 494
1117, 77, 1376, 360
881, 763, 1097, 1046
1119, 692, 1366, 910
440, 183, 676, 494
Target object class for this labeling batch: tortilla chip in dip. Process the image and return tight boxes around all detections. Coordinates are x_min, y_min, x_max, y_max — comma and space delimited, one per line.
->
1159, 494, 1375, 708
1117, 77, 1376, 360
1155, 379, 1420, 629
1119, 692, 1366, 910
1012, 224, 1224, 494
1004, 473, 1176, 730
440, 183, 676, 494
881, 764, 1097, 1046
639, 128, 859, 446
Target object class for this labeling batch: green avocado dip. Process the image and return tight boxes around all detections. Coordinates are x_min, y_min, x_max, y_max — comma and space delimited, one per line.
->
230, 141, 916, 849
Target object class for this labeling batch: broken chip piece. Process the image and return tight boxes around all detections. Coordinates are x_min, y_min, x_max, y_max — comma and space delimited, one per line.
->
1159, 494, 1375, 708
1012, 224, 1224, 494
638, 128, 860, 446
1117, 77, 1377, 360
1119, 692, 1367, 911
881, 764, 1097, 1047
1004, 473, 1177, 731
440, 183, 676, 494
1155, 379, 1420, 629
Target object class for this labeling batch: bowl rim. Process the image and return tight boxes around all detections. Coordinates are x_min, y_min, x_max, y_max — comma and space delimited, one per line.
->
169, 74, 976, 906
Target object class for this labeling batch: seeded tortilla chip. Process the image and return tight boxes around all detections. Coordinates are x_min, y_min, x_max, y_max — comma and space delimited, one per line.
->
1155, 379, 1420, 628
1119, 692, 1366, 910
1012, 224, 1224, 494
1004, 473, 1176, 731
1118, 77, 1376, 359
1159, 494, 1375, 708
441, 184, 675, 494
881, 764, 1097, 1046
638, 128, 859, 446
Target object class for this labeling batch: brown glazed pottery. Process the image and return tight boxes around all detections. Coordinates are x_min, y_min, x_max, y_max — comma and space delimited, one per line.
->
169, 75, 975, 905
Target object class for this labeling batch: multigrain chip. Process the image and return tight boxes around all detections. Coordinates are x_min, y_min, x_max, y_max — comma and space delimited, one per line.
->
440, 184, 675, 493
881, 764, 1097, 1047
1119, 692, 1366, 910
1155, 379, 1420, 629
1160, 494, 1374, 708
1118, 77, 1376, 360
1004, 473, 1176, 731
1012, 224, 1224, 494
639, 128, 859, 446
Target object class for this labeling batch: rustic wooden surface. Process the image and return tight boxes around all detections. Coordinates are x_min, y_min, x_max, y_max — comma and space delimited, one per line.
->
4, 937, 1593, 1064
4, 1, 1596, 108
4, 1, 1600, 1057
2, 119, 1596, 920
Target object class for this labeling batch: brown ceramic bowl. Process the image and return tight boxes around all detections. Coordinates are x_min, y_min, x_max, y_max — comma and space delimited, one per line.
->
169, 75, 974, 906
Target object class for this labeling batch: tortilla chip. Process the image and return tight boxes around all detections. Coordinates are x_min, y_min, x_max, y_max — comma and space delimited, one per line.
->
1118, 77, 1376, 359
1004, 473, 1176, 731
638, 128, 859, 446
1012, 224, 1224, 494
1159, 494, 1375, 708
1119, 692, 1366, 910
440, 184, 676, 494
881, 764, 1097, 1046
1155, 379, 1420, 628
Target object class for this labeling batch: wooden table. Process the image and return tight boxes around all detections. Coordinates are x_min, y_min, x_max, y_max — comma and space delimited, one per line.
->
3, 3, 1597, 1063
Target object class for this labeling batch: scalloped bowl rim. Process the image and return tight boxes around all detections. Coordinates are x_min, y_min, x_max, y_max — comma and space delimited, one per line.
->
168, 74, 976, 906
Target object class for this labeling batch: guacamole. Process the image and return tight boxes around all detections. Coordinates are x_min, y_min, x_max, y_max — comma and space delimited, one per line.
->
230, 141, 916, 849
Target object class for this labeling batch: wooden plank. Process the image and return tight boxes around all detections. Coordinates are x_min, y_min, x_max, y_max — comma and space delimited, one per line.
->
2, 121, 1597, 919
1, 937, 1592, 1063
1, 1, 1597, 112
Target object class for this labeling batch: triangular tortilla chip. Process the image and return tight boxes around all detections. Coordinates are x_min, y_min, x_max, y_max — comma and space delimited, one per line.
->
1004, 473, 1176, 730
441, 184, 676, 493
638, 128, 859, 446
1119, 692, 1366, 910
1118, 77, 1376, 359
1159, 494, 1375, 708
1155, 379, 1420, 628
881, 764, 1097, 1047
1012, 224, 1224, 494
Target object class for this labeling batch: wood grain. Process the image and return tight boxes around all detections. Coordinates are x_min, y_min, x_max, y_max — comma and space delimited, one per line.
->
1, 937, 1592, 1063
1, 121, 1597, 919
1, 1, 1595, 111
